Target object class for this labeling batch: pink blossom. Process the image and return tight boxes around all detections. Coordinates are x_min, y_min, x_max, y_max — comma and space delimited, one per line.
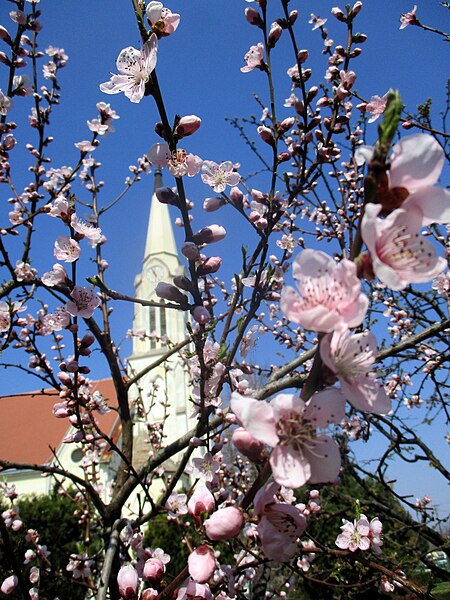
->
176, 580, 212, 600
71, 214, 103, 247
320, 328, 391, 414
74, 140, 97, 152
146, 2, 180, 37
201, 161, 240, 193
240, 42, 264, 73
309, 13, 327, 30
280, 249, 368, 332
336, 515, 371, 552
188, 546, 216, 583
14, 260, 37, 282
54, 236, 81, 263
204, 506, 244, 541
254, 481, 307, 561
190, 453, 220, 482
0, 575, 18, 595
41, 263, 68, 287
65, 286, 100, 318
400, 5, 417, 29
168, 151, 203, 178
361, 204, 446, 290
48, 197, 70, 220
117, 565, 139, 600
357, 135, 450, 226
0, 302, 11, 333
231, 389, 345, 488
365, 94, 387, 123
100, 35, 158, 103
336, 514, 383, 554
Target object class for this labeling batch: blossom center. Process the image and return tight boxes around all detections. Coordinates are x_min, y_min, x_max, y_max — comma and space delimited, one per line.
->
377, 225, 435, 272
276, 411, 313, 450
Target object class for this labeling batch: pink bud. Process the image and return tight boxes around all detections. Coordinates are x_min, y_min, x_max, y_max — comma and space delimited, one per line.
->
155, 187, 179, 206
245, 7, 263, 26
175, 115, 202, 138
350, 1, 363, 18
192, 306, 211, 324
331, 7, 346, 21
278, 117, 295, 134
148, 142, 171, 168
192, 225, 226, 245
402, 120, 414, 129
230, 187, 244, 209
257, 125, 275, 146
232, 427, 265, 462
188, 546, 216, 584
203, 197, 226, 212
182, 242, 200, 260
1, 575, 18, 595
0, 27, 12, 45
197, 256, 222, 276
289, 10, 298, 25
155, 282, 188, 305
268, 22, 282, 48
173, 275, 193, 293
117, 566, 139, 600
204, 506, 244, 541
9, 11, 27, 25
188, 485, 215, 518
142, 558, 165, 584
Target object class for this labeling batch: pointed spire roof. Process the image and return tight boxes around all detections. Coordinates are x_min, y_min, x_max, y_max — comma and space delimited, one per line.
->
143, 169, 178, 262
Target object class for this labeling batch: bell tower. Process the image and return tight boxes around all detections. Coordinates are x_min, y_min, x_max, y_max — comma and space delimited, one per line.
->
127, 170, 193, 462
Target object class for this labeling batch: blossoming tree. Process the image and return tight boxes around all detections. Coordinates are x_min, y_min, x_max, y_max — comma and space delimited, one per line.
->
0, 1, 449, 598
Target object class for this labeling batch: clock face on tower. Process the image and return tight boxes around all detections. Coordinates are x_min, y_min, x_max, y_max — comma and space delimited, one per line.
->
146, 263, 167, 290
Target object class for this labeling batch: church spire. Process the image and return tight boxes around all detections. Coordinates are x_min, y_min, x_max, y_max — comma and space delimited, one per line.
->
143, 168, 178, 264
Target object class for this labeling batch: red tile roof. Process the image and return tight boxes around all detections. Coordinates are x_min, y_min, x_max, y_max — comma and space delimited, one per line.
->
0, 379, 118, 465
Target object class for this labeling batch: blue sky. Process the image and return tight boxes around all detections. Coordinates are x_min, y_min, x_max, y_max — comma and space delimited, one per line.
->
1, 1, 449, 516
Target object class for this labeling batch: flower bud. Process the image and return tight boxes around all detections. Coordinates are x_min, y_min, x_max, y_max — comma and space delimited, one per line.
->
331, 7, 346, 21
245, 7, 263, 26
155, 186, 179, 207
143, 558, 165, 584
257, 125, 275, 146
268, 22, 282, 48
197, 256, 222, 276
192, 306, 211, 324
182, 242, 200, 260
288, 10, 298, 25
192, 225, 226, 245
232, 427, 265, 462
350, 1, 363, 19
188, 485, 215, 518
230, 187, 244, 209
204, 506, 244, 541
117, 566, 139, 600
148, 142, 171, 168
188, 546, 216, 584
203, 197, 226, 212
1, 575, 18, 595
278, 117, 295, 134
173, 275, 193, 293
155, 282, 188, 305
175, 115, 201, 138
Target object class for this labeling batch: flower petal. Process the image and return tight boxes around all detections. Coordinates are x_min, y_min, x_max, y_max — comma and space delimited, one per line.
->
230, 392, 279, 447
304, 435, 341, 484
389, 134, 444, 192
270, 444, 311, 488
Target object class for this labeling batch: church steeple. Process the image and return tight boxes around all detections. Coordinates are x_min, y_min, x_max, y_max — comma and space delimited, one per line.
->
143, 168, 178, 263
127, 168, 193, 464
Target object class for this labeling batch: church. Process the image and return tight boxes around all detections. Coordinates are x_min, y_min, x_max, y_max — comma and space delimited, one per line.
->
0, 170, 195, 504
